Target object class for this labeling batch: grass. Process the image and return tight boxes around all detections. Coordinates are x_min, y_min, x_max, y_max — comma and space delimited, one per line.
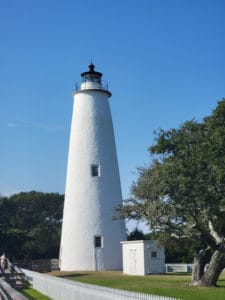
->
49, 271, 225, 300
21, 283, 52, 300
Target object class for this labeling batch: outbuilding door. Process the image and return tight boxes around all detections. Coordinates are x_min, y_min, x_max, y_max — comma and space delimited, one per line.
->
129, 249, 137, 274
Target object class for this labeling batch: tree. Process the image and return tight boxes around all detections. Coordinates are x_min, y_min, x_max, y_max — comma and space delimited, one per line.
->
127, 228, 146, 241
0, 191, 64, 260
145, 232, 204, 263
116, 99, 225, 287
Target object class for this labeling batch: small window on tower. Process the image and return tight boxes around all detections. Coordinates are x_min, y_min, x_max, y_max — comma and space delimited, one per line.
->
151, 251, 157, 258
91, 164, 100, 177
94, 235, 102, 248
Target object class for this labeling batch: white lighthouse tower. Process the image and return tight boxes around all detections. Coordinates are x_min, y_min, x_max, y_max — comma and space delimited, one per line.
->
60, 64, 125, 271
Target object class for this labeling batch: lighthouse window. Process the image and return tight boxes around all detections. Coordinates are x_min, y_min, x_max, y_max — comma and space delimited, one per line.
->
94, 235, 102, 248
151, 251, 157, 258
91, 164, 100, 177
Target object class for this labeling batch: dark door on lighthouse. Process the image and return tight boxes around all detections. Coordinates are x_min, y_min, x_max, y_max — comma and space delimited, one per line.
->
94, 235, 103, 271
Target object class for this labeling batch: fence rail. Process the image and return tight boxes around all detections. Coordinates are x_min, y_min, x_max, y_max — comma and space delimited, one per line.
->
165, 264, 193, 273
0, 277, 27, 300
23, 269, 181, 300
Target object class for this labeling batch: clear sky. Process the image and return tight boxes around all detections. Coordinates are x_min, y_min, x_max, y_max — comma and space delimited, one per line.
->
1, 0, 225, 206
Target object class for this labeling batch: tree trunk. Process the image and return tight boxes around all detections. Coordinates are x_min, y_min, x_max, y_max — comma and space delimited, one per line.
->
192, 248, 212, 285
200, 250, 225, 287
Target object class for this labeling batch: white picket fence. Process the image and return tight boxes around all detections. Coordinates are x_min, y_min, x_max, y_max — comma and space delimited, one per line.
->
23, 269, 181, 300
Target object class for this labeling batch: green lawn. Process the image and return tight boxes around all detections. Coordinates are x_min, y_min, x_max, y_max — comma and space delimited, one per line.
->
50, 271, 225, 300
21, 283, 52, 300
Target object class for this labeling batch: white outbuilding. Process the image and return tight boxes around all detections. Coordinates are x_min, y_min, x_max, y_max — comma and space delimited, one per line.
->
121, 240, 165, 275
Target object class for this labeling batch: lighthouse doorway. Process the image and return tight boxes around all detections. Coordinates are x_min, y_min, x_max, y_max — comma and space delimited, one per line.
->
94, 235, 103, 271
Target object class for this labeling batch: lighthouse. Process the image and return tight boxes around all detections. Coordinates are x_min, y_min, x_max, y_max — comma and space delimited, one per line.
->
60, 64, 125, 271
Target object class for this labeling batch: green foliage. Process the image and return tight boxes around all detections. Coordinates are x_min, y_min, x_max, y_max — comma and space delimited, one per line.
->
0, 191, 64, 260
163, 235, 204, 263
117, 99, 225, 271
128, 228, 203, 262
127, 228, 146, 241
144, 231, 204, 263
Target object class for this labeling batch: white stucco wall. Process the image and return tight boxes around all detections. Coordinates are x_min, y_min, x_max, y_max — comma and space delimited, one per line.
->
121, 240, 165, 275
144, 241, 165, 274
60, 79, 125, 271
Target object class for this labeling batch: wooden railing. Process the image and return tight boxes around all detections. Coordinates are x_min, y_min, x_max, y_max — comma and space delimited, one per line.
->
0, 258, 28, 300
0, 277, 27, 300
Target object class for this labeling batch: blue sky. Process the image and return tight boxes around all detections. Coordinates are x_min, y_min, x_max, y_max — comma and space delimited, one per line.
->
1, 0, 225, 207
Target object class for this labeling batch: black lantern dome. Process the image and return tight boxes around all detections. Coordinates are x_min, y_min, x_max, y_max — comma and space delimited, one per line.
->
81, 63, 102, 84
